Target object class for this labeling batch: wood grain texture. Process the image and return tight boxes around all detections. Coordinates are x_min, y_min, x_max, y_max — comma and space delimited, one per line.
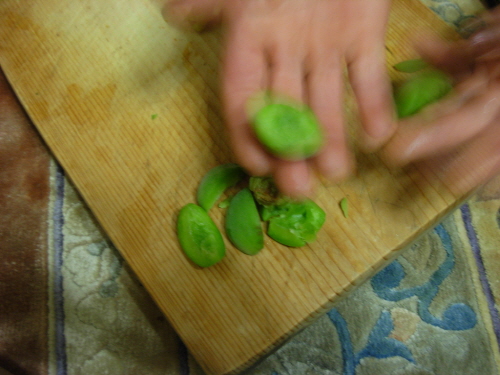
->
0, 1, 463, 374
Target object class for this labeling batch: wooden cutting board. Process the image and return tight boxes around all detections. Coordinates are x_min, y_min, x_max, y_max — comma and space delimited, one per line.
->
0, 1, 463, 374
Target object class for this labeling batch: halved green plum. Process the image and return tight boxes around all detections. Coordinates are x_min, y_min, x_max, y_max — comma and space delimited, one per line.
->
225, 188, 264, 255
265, 199, 326, 248
197, 163, 246, 211
251, 102, 324, 160
177, 203, 226, 267
394, 69, 453, 118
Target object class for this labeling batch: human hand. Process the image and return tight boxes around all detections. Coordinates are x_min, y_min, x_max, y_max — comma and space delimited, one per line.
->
162, 0, 395, 197
382, 8, 500, 196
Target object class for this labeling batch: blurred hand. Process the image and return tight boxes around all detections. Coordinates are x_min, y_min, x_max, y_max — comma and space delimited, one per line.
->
162, 0, 395, 197
382, 8, 500, 196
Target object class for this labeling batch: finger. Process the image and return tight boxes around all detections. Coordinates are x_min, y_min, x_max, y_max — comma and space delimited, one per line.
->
348, 45, 396, 152
419, 126, 500, 196
272, 159, 313, 198
268, 45, 306, 103
265, 45, 314, 198
161, 0, 223, 30
468, 24, 500, 59
413, 34, 474, 78
383, 84, 500, 165
222, 26, 272, 176
307, 54, 353, 181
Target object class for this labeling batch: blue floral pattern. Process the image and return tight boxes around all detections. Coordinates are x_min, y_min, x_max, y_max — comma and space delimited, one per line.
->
372, 225, 477, 331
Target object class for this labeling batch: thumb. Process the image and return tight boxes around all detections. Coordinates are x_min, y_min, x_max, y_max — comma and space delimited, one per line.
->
161, 0, 224, 31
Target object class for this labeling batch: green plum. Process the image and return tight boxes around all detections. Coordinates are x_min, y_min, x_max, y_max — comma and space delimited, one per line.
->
394, 69, 453, 118
197, 163, 246, 211
251, 102, 324, 160
225, 188, 264, 255
177, 203, 226, 267
265, 199, 326, 247
249, 176, 326, 247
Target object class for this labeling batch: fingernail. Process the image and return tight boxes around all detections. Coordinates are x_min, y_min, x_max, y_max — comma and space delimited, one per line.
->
285, 177, 313, 199
316, 149, 354, 182
161, 2, 187, 26
361, 120, 396, 152
370, 117, 396, 138
468, 25, 500, 55
246, 157, 273, 177
161, 2, 204, 31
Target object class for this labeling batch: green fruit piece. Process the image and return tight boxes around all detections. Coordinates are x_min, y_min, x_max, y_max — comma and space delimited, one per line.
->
261, 203, 284, 222
225, 188, 264, 255
251, 103, 324, 160
340, 197, 349, 218
265, 199, 326, 248
267, 220, 307, 247
197, 163, 246, 211
394, 69, 453, 118
218, 196, 232, 209
177, 203, 226, 267
249, 176, 289, 207
393, 58, 428, 73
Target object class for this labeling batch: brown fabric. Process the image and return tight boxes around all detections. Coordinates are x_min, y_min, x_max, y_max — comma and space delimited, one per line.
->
0, 68, 51, 375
